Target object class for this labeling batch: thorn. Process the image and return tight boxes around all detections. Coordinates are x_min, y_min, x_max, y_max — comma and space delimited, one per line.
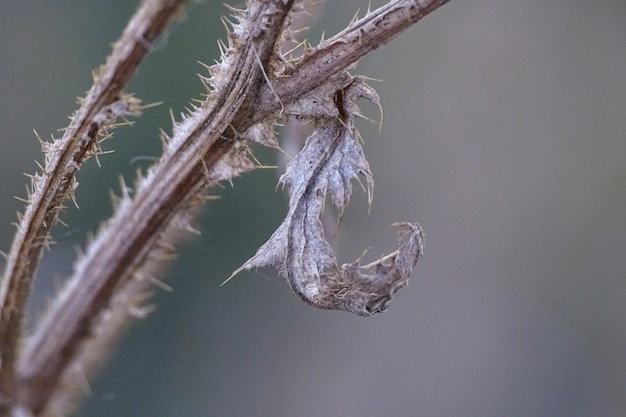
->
350, 8, 361, 26
251, 43, 284, 114
68, 191, 80, 210
283, 38, 308, 58
220, 269, 240, 287
129, 304, 157, 319
197, 60, 211, 71
56, 217, 69, 228
142, 273, 173, 292
217, 38, 228, 57
118, 176, 131, 199
220, 15, 235, 34
140, 101, 162, 111
168, 108, 176, 129
35, 159, 47, 172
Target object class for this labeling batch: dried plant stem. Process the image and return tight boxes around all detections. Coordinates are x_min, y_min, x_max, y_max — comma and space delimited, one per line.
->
0, 0, 448, 415
16, 2, 297, 414
0, 0, 187, 410
255, 0, 450, 120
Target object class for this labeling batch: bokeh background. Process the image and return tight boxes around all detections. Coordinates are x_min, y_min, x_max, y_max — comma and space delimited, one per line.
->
1, 1, 626, 416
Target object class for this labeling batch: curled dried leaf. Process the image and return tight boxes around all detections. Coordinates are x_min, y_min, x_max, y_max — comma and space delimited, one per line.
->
319, 222, 424, 316
231, 74, 424, 316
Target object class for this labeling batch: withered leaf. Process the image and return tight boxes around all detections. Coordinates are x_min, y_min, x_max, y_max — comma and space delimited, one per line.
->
231, 74, 424, 316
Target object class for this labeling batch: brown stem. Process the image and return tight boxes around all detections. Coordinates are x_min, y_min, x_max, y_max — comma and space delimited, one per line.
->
10, 0, 448, 414
16, 2, 296, 414
0, 0, 187, 410
256, 0, 450, 121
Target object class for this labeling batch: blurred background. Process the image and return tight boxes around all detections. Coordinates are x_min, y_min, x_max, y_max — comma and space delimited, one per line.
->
1, 1, 626, 416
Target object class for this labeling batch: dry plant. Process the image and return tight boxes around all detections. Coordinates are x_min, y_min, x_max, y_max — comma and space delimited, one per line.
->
0, 0, 447, 415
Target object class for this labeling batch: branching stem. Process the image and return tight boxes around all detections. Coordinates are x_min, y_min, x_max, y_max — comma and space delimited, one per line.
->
0, 0, 448, 415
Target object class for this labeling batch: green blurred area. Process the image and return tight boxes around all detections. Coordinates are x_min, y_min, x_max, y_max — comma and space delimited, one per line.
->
1, 1, 626, 416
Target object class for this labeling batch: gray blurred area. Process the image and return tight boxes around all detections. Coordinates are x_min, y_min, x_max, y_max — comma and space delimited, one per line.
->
1, 1, 626, 416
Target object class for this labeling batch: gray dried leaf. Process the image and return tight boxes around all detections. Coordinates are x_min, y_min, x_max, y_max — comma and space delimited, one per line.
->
232, 75, 424, 316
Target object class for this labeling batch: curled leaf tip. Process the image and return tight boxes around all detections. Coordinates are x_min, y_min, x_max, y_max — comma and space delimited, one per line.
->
306, 222, 424, 316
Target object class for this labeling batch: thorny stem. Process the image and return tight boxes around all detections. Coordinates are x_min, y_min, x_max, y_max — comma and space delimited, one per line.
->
0, 0, 448, 415
0, 0, 187, 411
16, 2, 297, 414
255, 0, 450, 121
